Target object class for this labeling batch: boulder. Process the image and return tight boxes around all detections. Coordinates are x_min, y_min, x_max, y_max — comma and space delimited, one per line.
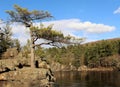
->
39, 61, 50, 69
78, 65, 88, 71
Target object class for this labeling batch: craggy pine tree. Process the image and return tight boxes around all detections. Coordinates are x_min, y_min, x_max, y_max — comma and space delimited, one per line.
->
6, 5, 84, 68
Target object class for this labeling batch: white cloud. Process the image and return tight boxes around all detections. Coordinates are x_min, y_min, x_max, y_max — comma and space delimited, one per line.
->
114, 7, 120, 14
11, 24, 30, 45
43, 19, 115, 34
80, 22, 115, 33
10, 19, 115, 45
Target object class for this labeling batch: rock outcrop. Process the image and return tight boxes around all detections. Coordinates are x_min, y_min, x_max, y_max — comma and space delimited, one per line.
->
0, 68, 56, 87
1, 47, 18, 59
78, 65, 114, 71
0, 57, 57, 87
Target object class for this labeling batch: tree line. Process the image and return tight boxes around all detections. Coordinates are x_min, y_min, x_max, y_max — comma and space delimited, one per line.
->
43, 38, 120, 68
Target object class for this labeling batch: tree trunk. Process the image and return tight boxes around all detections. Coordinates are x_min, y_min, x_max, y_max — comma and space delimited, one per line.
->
31, 44, 35, 68
30, 30, 35, 68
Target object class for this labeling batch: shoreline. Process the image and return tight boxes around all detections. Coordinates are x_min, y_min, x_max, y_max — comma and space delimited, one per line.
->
52, 66, 116, 72
77, 65, 114, 71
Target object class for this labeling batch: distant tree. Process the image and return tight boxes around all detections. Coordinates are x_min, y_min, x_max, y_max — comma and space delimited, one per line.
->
6, 5, 84, 68
35, 46, 45, 58
13, 39, 21, 52
0, 22, 13, 57
22, 39, 31, 58
0, 28, 4, 55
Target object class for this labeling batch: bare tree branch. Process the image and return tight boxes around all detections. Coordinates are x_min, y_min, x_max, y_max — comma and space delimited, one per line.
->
34, 41, 54, 47
34, 41, 62, 48
33, 37, 38, 42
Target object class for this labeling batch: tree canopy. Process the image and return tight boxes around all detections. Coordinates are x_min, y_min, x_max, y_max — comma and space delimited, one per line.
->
30, 24, 84, 48
6, 4, 52, 27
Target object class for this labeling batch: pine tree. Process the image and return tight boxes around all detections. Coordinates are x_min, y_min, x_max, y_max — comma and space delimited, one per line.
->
6, 5, 84, 68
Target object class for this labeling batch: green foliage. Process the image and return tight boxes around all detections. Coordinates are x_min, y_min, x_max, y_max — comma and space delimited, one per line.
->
45, 38, 120, 68
6, 5, 52, 27
21, 40, 31, 58
84, 39, 120, 67
30, 24, 64, 42
13, 39, 21, 52
0, 24, 13, 56
30, 24, 84, 47
35, 46, 45, 58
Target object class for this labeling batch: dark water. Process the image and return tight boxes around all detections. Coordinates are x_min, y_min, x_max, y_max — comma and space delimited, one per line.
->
0, 71, 120, 87
54, 71, 120, 87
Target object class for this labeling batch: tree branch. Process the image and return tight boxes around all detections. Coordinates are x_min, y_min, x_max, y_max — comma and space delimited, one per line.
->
34, 41, 54, 47
34, 37, 38, 42
34, 41, 61, 48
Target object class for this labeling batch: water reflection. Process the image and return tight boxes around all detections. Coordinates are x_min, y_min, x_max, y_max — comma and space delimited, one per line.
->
0, 71, 120, 87
0, 81, 32, 87
54, 71, 120, 87
0, 80, 44, 87
0, 80, 59, 87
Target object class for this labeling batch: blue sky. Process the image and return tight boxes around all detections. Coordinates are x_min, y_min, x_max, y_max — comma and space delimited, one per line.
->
0, 0, 120, 45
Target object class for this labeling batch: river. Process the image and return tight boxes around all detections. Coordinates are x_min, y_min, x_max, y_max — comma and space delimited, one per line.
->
54, 71, 120, 87
0, 71, 120, 87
